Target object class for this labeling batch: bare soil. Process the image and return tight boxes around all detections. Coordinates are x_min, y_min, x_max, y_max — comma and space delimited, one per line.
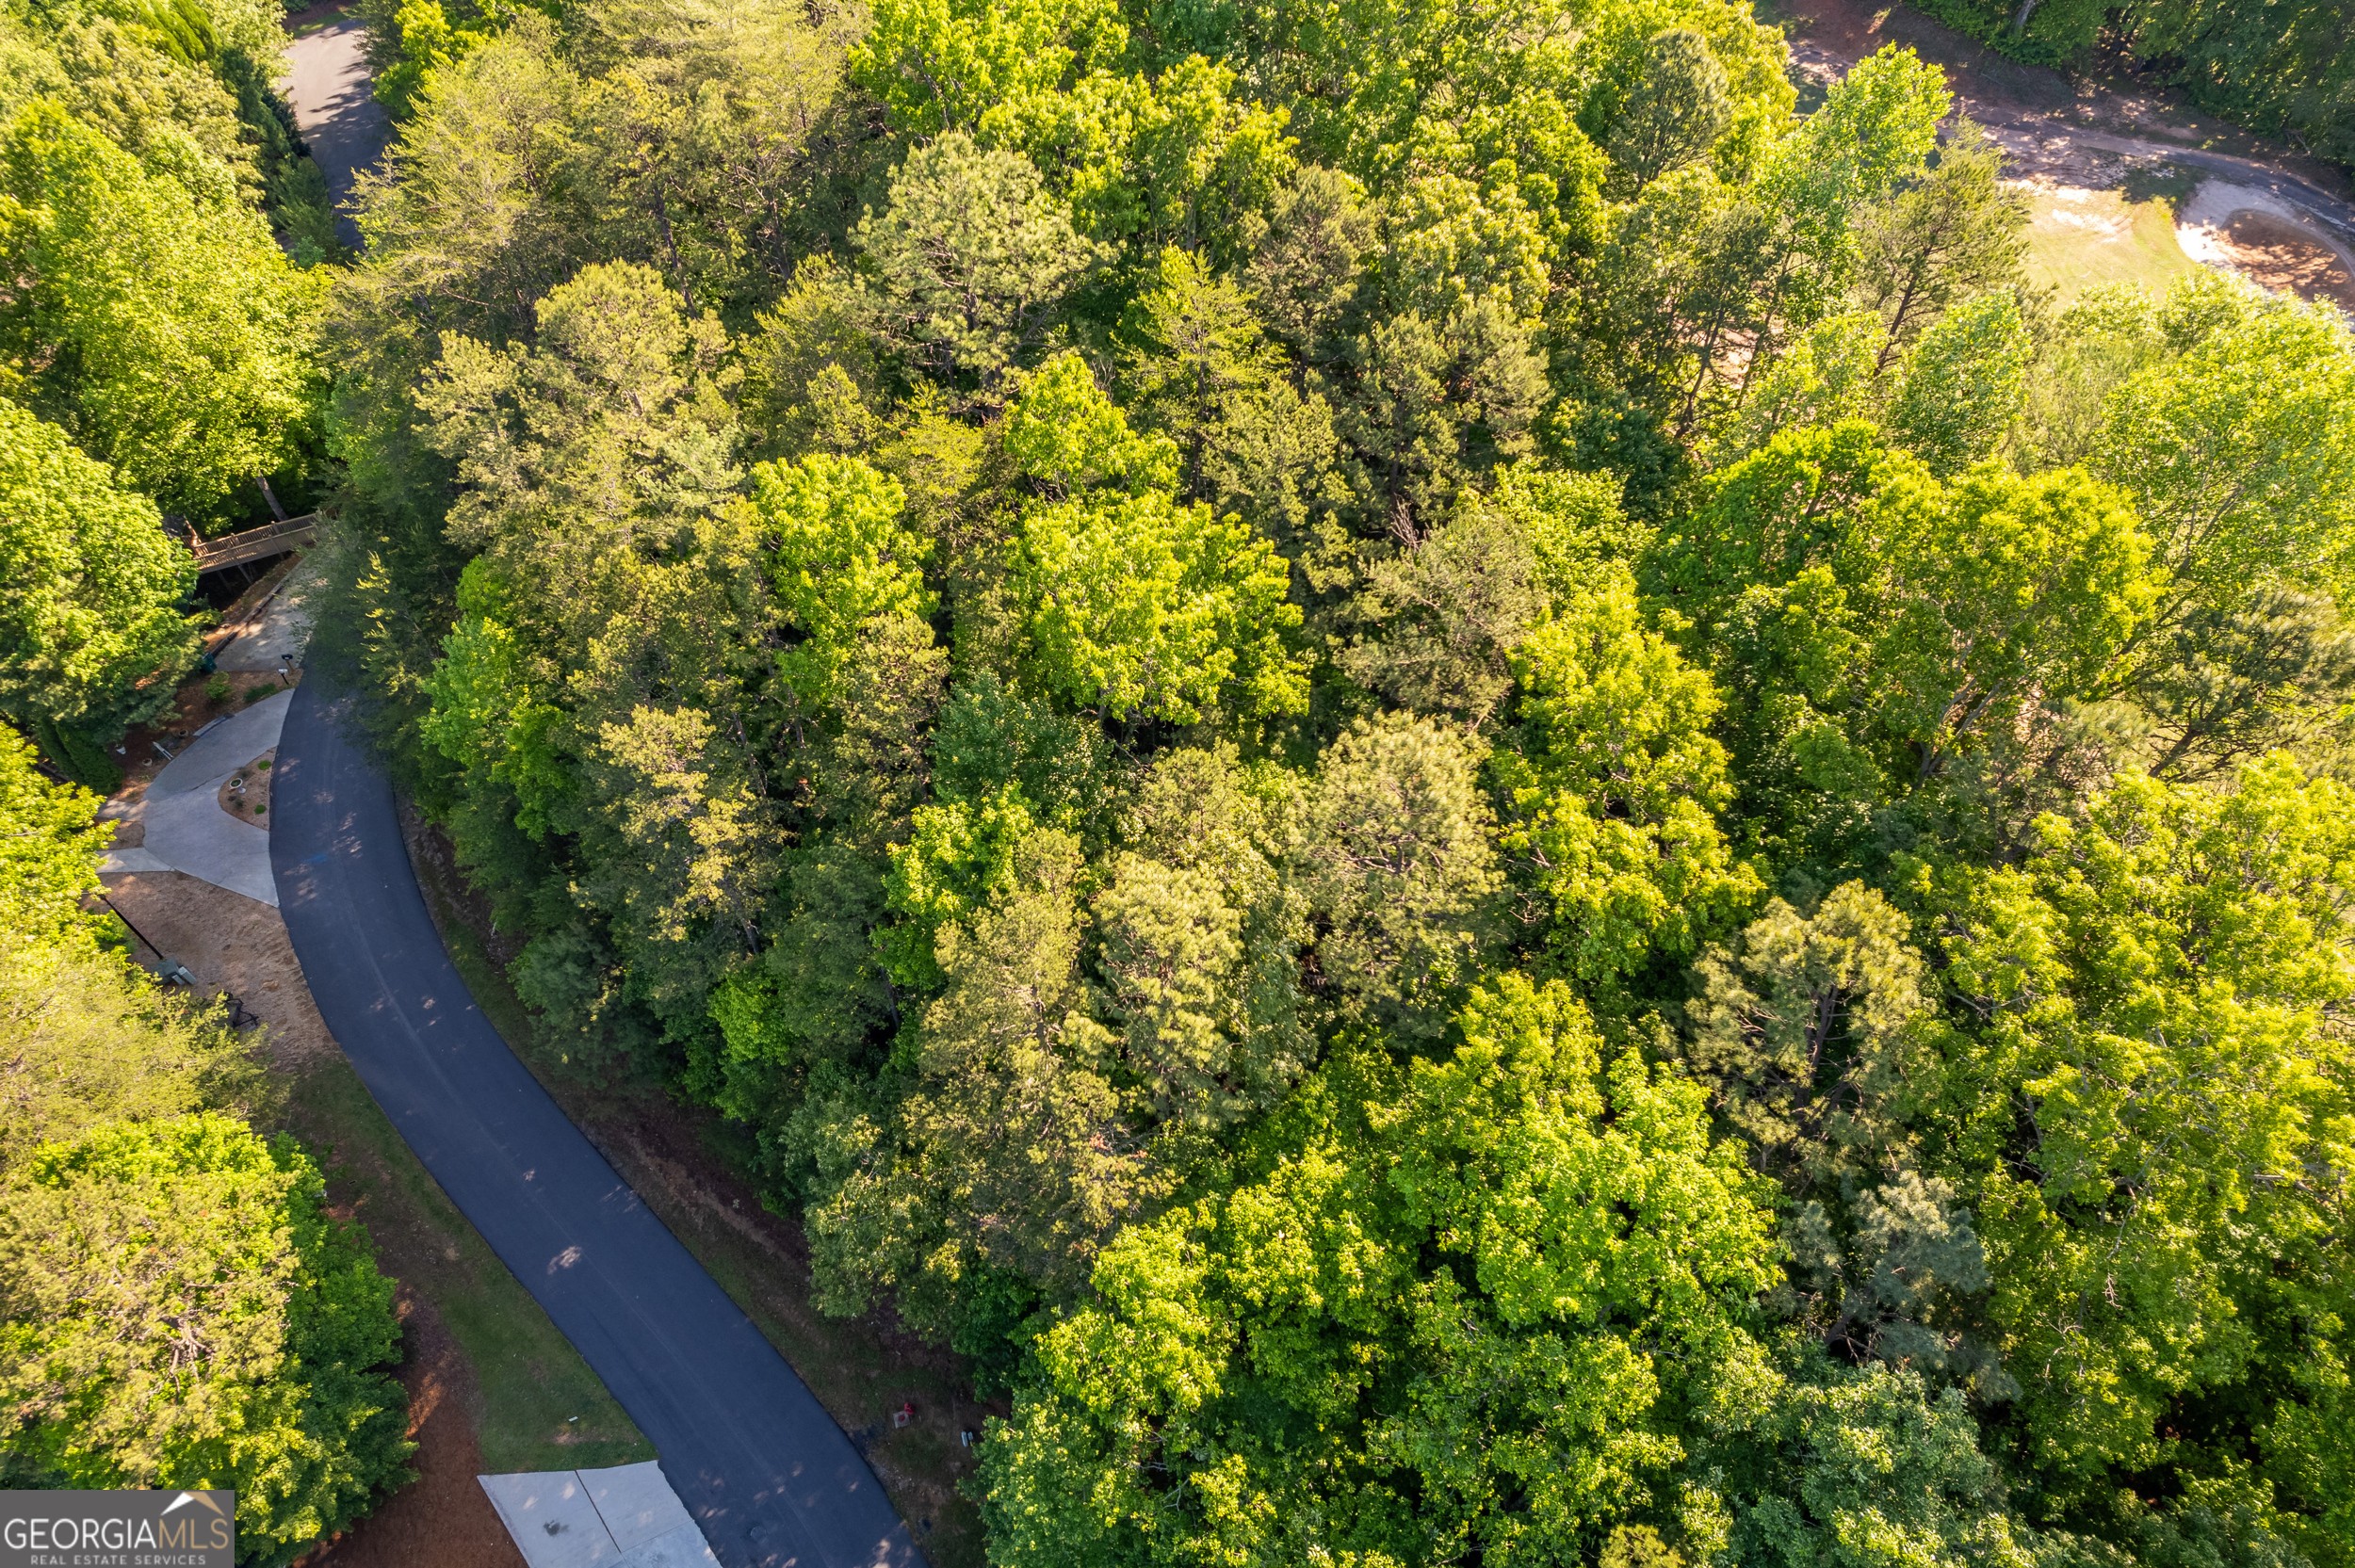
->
216, 749, 278, 826
98, 869, 333, 1067
1767, 0, 2355, 211
2211, 211, 2355, 312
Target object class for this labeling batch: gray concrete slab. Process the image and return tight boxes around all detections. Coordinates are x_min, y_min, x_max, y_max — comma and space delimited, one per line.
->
216, 568, 317, 673
481, 1472, 622, 1568
621, 1524, 721, 1568
482, 1466, 722, 1568
152, 691, 294, 796
100, 691, 292, 905
587, 1463, 700, 1556
273, 681, 923, 1568
131, 782, 278, 905
279, 8, 391, 249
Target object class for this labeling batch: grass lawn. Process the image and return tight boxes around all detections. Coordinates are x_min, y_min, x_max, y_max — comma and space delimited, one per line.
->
277, 1050, 654, 1475
401, 812, 994, 1568
2022, 183, 2202, 302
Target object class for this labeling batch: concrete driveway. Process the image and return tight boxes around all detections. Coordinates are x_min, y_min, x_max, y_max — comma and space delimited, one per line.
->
102, 690, 293, 906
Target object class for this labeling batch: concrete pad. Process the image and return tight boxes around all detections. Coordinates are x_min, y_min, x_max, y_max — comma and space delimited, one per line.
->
479, 1472, 623, 1568
618, 1522, 719, 1568
102, 690, 297, 906
215, 570, 317, 673
583, 1463, 699, 1556
97, 692, 299, 904
481, 1467, 716, 1568
139, 784, 278, 906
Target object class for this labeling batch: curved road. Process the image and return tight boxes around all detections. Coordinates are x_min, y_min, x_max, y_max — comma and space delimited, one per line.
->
270, 679, 922, 1568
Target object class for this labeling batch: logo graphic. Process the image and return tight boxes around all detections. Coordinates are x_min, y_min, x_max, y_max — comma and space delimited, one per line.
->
0, 1488, 236, 1566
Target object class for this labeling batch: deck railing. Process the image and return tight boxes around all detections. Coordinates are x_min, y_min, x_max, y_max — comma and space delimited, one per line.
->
189, 513, 319, 574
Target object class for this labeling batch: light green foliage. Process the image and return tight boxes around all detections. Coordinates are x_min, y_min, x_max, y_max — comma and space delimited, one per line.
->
2091, 274, 2355, 622
0, 934, 261, 1174
1016, 488, 1304, 722
1001, 349, 1178, 494
851, 0, 1125, 139
1884, 289, 2032, 477
1499, 568, 1759, 982
417, 258, 739, 561
1004, 353, 1304, 722
853, 0, 1291, 257
983, 975, 1779, 1568
746, 453, 935, 711
0, 102, 322, 525
1938, 759, 2355, 1511
1667, 424, 2156, 874
1869, 461, 2153, 773
0, 730, 111, 948
0, 1115, 410, 1566
0, 397, 199, 746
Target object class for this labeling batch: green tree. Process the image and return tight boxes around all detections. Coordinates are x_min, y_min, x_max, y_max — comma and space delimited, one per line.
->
1293, 711, 1501, 1038
0, 101, 324, 525
0, 397, 200, 762
0, 935, 261, 1173
982, 975, 1780, 1568
0, 1115, 410, 1565
1933, 759, 2355, 1535
0, 728, 113, 946
854, 131, 1103, 393
1497, 567, 1760, 984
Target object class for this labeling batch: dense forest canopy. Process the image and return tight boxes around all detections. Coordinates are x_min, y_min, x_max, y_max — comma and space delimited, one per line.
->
1, 0, 2352, 1559
303, 0, 2355, 1561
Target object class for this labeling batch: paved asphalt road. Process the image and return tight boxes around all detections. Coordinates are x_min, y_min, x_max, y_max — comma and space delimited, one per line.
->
271, 679, 922, 1568
279, 7, 391, 249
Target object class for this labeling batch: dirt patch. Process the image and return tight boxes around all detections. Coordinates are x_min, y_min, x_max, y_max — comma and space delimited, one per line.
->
300, 1293, 527, 1568
1765, 2, 2355, 214
215, 750, 278, 825
2208, 212, 2355, 311
112, 669, 300, 819
96, 869, 333, 1068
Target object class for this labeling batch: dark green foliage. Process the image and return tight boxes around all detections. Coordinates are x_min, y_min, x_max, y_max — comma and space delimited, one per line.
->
1913, 0, 2355, 167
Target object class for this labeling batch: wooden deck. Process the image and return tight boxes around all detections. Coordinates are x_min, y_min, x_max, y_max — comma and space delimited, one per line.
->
191, 513, 317, 573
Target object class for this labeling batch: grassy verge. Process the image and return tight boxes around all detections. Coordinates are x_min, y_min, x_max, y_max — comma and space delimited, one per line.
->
275, 1049, 654, 1474
400, 811, 993, 1568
